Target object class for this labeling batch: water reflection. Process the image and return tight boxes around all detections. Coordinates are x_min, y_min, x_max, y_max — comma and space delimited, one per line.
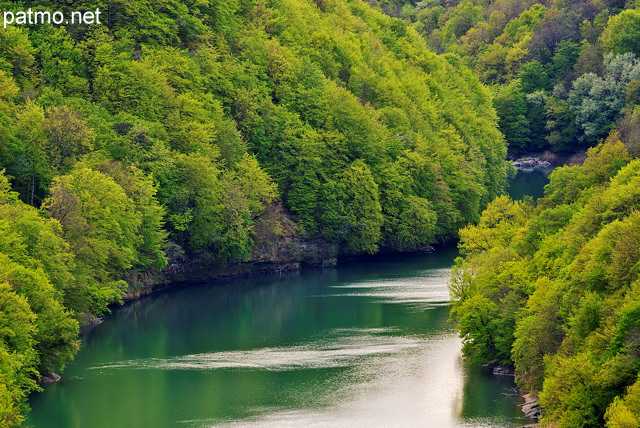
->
507, 168, 552, 200
27, 246, 527, 428
206, 334, 465, 428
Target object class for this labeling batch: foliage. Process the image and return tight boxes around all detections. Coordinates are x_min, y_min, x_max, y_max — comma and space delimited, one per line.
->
450, 134, 640, 426
492, 80, 530, 153
568, 53, 640, 144
0, 171, 79, 426
396, 0, 640, 155
602, 9, 640, 57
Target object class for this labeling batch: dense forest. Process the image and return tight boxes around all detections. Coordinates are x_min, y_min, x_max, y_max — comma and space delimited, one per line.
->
377, 0, 640, 156
450, 135, 640, 427
4, 0, 640, 425
424, 0, 640, 426
0, 0, 511, 424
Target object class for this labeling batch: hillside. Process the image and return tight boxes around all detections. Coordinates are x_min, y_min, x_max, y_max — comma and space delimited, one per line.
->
450, 135, 640, 426
389, 0, 640, 156
0, 0, 508, 424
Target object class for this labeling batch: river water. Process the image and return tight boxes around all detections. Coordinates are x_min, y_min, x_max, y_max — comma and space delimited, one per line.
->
27, 171, 547, 428
507, 168, 553, 200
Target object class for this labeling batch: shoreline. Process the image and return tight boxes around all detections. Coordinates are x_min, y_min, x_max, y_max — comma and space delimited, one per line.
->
124, 243, 438, 299
84, 243, 443, 328
487, 363, 542, 424
59, 242, 445, 381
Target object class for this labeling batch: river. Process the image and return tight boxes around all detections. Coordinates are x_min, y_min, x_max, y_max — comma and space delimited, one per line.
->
26, 170, 547, 428
507, 167, 553, 201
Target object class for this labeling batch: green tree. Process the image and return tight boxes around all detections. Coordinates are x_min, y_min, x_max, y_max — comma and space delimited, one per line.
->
458, 195, 530, 256
492, 80, 530, 154
85, 159, 168, 273
379, 156, 438, 251
13, 101, 50, 205
513, 278, 566, 392
526, 91, 550, 152
166, 153, 257, 262
546, 97, 581, 153
606, 380, 640, 428
233, 153, 278, 218
602, 9, 640, 57
453, 294, 502, 364
337, 160, 383, 254
548, 40, 581, 82
44, 168, 142, 313
0, 283, 37, 428
569, 53, 640, 144
44, 105, 95, 170
518, 60, 550, 93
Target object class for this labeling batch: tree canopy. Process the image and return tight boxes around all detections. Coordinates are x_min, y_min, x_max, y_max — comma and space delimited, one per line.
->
396, 0, 640, 155
450, 133, 640, 427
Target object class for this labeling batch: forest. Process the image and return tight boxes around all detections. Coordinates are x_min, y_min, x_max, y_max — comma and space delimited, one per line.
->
381, 0, 640, 156
451, 134, 640, 427
0, 0, 511, 425
2, 0, 640, 425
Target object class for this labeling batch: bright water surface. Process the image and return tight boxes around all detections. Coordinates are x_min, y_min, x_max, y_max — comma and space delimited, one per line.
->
27, 170, 546, 428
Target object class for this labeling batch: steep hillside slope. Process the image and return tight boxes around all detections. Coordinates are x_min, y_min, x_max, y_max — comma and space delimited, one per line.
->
392, 0, 640, 156
450, 135, 640, 426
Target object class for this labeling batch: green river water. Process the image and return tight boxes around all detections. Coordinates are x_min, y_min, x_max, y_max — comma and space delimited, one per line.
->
26, 170, 546, 428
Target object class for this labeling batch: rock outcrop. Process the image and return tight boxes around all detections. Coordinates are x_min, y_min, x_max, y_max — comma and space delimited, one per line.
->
513, 157, 552, 170
521, 393, 542, 420
40, 371, 61, 386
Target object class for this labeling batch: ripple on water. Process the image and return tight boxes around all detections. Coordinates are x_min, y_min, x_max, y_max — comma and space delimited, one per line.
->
173, 334, 468, 428
90, 330, 423, 372
28, 250, 528, 428
327, 269, 452, 304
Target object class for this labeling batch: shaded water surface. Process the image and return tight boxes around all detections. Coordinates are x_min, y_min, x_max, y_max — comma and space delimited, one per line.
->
27, 246, 528, 427
507, 168, 553, 200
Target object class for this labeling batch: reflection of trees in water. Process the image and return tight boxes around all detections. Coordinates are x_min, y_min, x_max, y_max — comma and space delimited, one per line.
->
508, 168, 553, 201
31, 250, 527, 428
459, 363, 527, 423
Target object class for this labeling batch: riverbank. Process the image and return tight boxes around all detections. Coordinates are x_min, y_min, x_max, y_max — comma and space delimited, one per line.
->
488, 363, 543, 424
37, 237, 540, 427
508, 150, 589, 169
122, 240, 438, 303
520, 393, 542, 423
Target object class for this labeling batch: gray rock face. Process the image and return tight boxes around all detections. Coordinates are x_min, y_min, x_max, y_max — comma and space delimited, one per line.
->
492, 365, 515, 376
521, 393, 542, 420
513, 157, 551, 170
40, 371, 61, 386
